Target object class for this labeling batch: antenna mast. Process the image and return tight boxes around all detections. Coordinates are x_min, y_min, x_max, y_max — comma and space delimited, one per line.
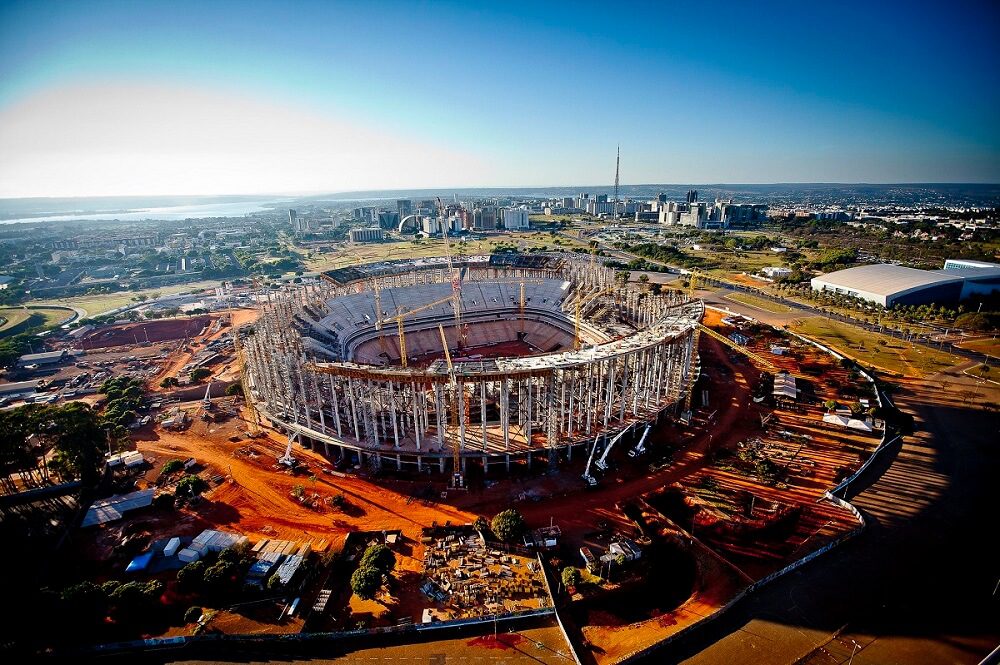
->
613, 145, 620, 218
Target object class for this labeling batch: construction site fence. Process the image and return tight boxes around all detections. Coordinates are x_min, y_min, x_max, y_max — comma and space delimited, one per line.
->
536, 552, 585, 665
76, 607, 556, 660
617, 313, 900, 664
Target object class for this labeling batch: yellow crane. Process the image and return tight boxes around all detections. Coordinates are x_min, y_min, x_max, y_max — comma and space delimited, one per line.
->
437, 323, 463, 488
390, 294, 455, 368
436, 197, 465, 349
681, 323, 782, 420
465, 277, 543, 335
696, 323, 779, 373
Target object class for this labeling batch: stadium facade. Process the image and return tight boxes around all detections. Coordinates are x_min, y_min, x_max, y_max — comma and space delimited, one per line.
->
242, 254, 702, 474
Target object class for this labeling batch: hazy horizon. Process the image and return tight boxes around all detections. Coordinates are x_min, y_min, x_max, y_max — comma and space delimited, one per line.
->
2, 1, 999, 198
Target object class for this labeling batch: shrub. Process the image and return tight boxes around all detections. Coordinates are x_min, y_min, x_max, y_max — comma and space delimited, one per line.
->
161, 459, 184, 475
152, 493, 175, 511
350, 564, 383, 600
490, 509, 526, 542
190, 368, 212, 383
561, 566, 582, 589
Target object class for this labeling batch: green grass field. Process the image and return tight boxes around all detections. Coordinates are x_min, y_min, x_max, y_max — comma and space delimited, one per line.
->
0, 306, 75, 337
724, 292, 793, 313
791, 317, 959, 378
956, 336, 1000, 357
31, 280, 223, 318
303, 233, 589, 272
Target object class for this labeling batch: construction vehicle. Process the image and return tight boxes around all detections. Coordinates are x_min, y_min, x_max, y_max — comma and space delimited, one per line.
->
581, 433, 602, 487
438, 324, 464, 489
593, 425, 632, 471
627, 424, 652, 458
277, 431, 299, 468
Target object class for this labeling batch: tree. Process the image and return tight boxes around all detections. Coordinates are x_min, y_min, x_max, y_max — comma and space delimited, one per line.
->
491, 508, 526, 542
160, 377, 179, 388
190, 367, 212, 383
350, 565, 383, 600
473, 515, 490, 535
360, 543, 396, 575
823, 399, 839, 413
177, 561, 205, 590
184, 606, 203, 623
266, 572, 284, 591
175, 474, 209, 500
225, 382, 242, 396
561, 566, 582, 589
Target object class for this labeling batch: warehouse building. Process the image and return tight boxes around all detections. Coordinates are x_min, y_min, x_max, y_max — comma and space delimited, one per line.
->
811, 260, 1000, 307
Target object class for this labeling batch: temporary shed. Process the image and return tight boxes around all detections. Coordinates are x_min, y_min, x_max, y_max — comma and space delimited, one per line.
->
772, 372, 797, 401
178, 548, 201, 563
163, 537, 181, 557
81, 489, 155, 527
822, 413, 873, 432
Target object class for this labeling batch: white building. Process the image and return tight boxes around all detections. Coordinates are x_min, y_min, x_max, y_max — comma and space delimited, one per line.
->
503, 208, 530, 230
349, 227, 385, 243
761, 266, 792, 280
811, 261, 1000, 307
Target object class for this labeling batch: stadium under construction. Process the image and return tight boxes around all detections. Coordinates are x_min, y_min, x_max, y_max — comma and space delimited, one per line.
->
241, 254, 703, 478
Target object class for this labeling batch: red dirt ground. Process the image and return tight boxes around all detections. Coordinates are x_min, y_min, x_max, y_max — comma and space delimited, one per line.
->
81, 315, 214, 349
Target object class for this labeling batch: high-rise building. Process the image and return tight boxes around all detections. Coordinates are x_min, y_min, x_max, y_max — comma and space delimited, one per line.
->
396, 199, 412, 218
595, 194, 609, 204
686, 190, 699, 203
349, 227, 385, 243
288, 209, 297, 226
657, 193, 668, 203
502, 208, 530, 230
473, 206, 497, 230
377, 210, 400, 229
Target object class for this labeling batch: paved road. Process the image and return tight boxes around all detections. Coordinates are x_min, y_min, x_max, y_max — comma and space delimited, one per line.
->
644, 353, 1000, 664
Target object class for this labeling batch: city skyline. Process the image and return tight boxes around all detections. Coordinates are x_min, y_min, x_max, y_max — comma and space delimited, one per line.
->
1, 0, 999, 198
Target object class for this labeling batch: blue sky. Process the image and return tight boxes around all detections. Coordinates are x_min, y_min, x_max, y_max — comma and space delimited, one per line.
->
1, 0, 998, 196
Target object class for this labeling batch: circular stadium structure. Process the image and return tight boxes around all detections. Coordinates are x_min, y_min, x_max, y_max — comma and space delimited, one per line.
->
242, 254, 703, 474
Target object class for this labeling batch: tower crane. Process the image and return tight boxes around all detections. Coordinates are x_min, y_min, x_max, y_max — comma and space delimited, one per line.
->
680, 323, 782, 422
436, 197, 466, 349
438, 324, 464, 488
389, 295, 455, 368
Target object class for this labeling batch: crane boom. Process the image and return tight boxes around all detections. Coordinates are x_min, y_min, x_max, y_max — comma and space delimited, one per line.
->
594, 425, 631, 471
436, 197, 465, 349
582, 433, 601, 486
438, 324, 463, 488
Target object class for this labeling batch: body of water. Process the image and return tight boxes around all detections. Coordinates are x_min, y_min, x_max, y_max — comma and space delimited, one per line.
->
1, 200, 283, 224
